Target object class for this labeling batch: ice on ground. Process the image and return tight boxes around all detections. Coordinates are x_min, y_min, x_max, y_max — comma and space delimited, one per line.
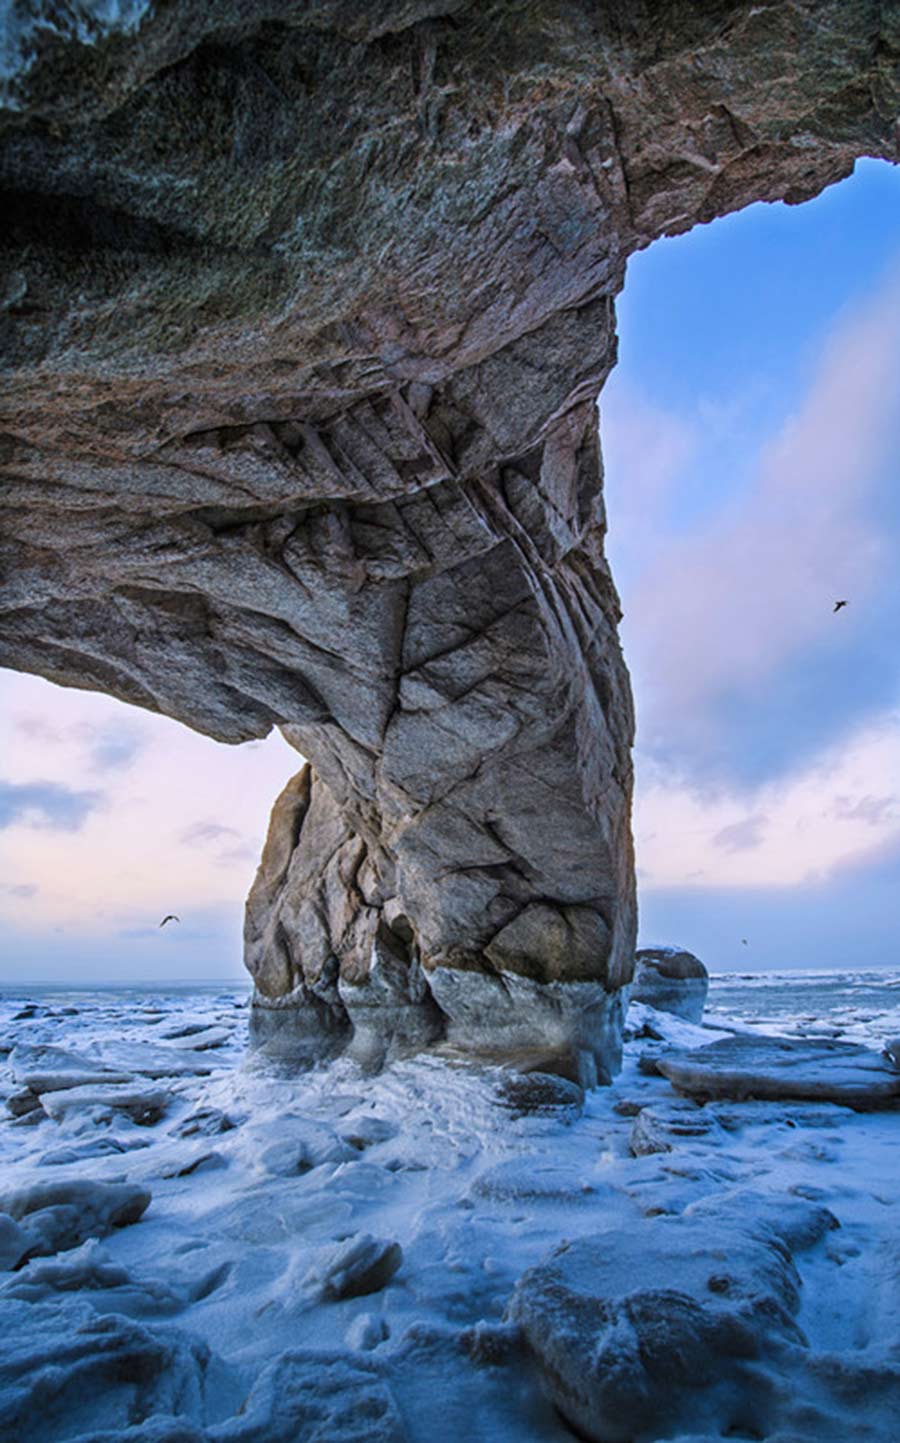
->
1, 976, 900, 1441
0, 1296, 232, 1443
10, 1042, 133, 1092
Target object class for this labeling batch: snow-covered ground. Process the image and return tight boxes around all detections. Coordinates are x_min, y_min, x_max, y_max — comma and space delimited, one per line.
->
1, 972, 899, 1442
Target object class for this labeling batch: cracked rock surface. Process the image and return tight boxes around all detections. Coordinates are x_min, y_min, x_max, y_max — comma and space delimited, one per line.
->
1, 2, 898, 1072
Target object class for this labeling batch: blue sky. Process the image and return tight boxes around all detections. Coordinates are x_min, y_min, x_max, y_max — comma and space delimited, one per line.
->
1, 159, 898, 979
603, 157, 900, 968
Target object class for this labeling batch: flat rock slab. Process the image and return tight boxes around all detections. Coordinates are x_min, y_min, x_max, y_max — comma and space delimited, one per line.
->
629, 1100, 724, 1156
165, 1026, 231, 1051
11, 1043, 133, 1093
0, 1180, 151, 1261
657, 1035, 900, 1110
40, 1083, 171, 1125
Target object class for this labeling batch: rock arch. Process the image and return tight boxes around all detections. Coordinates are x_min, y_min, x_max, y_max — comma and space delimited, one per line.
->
1, 1, 897, 1078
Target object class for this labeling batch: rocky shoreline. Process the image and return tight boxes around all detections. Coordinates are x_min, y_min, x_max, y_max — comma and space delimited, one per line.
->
2, 973, 899, 1441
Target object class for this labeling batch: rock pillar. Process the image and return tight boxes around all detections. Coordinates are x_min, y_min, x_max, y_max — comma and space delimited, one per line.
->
244, 390, 635, 1081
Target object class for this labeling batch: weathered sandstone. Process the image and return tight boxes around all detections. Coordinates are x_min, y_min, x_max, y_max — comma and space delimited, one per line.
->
1, 2, 898, 1075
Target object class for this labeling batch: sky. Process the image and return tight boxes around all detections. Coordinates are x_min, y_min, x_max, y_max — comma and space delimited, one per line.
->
603, 157, 900, 969
1, 158, 899, 980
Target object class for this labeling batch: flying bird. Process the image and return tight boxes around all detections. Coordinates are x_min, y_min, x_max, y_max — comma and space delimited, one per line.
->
159, 914, 180, 928
741, 938, 748, 946
833, 600, 848, 613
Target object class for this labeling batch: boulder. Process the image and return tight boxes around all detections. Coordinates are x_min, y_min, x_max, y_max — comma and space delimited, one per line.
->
303, 1234, 403, 1302
217, 1349, 408, 1443
656, 1035, 900, 1110
629, 1099, 724, 1157
173, 1107, 237, 1139
630, 947, 709, 1024
508, 1210, 809, 1442
248, 1117, 355, 1177
493, 1070, 585, 1120
0, 1214, 31, 1272
0, 1297, 216, 1443
5, 1089, 43, 1118
0, 1180, 151, 1259
39, 1083, 171, 1126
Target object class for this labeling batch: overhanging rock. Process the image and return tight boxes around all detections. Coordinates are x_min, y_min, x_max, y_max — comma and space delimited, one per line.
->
1, 2, 897, 1077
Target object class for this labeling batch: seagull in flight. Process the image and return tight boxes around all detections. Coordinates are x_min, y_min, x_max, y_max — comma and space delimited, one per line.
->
159, 914, 180, 928
833, 599, 848, 613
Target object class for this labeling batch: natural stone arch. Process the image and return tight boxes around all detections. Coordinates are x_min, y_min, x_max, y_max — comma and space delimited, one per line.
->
1, 1, 897, 1080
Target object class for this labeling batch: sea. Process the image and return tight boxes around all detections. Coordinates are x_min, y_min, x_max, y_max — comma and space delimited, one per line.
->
706, 968, 900, 1048
2, 967, 899, 1049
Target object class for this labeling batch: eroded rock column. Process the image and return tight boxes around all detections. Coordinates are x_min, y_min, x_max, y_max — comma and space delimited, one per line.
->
243, 386, 635, 1080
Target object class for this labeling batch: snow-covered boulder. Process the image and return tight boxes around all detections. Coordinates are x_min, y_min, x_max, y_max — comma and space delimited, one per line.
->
0, 1179, 151, 1258
656, 1035, 900, 1109
508, 1208, 811, 1442
0, 1297, 217, 1443
218, 1349, 407, 1442
303, 1233, 403, 1302
630, 946, 709, 1023
629, 1099, 724, 1156
39, 1082, 170, 1125
493, 1070, 584, 1119
0, 1214, 31, 1272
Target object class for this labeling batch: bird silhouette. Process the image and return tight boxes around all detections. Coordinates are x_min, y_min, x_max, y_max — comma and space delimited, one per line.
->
741, 938, 748, 946
833, 600, 848, 613
159, 914, 180, 928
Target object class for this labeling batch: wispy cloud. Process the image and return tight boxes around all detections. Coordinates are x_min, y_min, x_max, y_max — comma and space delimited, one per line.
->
831, 794, 898, 827
14, 714, 145, 773
713, 814, 768, 853
179, 821, 242, 847
0, 882, 37, 899
611, 267, 900, 777
87, 729, 144, 772
600, 387, 698, 576
636, 709, 900, 889
0, 669, 299, 943
216, 844, 257, 867
0, 780, 104, 832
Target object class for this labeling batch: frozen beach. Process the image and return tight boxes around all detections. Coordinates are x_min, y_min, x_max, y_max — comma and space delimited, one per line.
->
1, 970, 900, 1442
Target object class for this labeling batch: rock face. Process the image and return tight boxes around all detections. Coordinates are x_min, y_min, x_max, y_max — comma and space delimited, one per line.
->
630, 946, 710, 1024
1, 4, 898, 1074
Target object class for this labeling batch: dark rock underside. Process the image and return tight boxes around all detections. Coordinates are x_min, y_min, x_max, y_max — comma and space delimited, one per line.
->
1, 1, 898, 1075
